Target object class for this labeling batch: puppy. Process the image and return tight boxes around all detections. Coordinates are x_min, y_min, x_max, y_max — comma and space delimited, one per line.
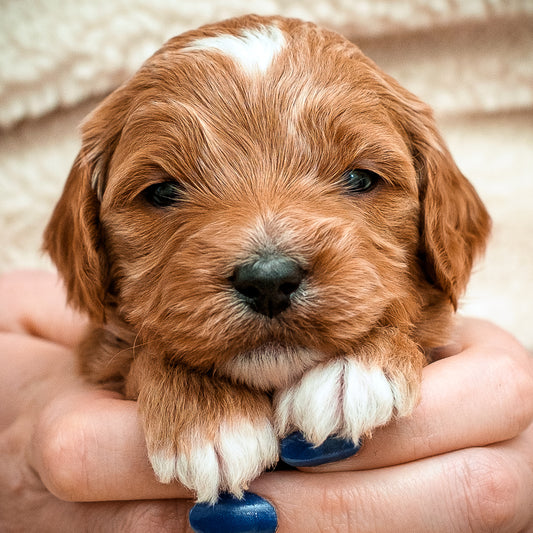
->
44, 15, 490, 504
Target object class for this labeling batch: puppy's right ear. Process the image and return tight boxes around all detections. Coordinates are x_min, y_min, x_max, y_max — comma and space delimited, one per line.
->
44, 153, 107, 320
43, 90, 128, 320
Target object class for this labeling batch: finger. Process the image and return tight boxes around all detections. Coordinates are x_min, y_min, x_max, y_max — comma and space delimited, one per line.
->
2, 396, 192, 532
306, 319, 533, 472
451, 316, 530, 357
430, 316, 522, 361
8, 497, 194, 533
30, 389, 193, 502
0, 333, 78, 428
0, 270, 88, 347
252, 440, 533, 533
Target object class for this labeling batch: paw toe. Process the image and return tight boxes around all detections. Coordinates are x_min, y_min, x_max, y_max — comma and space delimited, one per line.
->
343, 362, 395, 439
217, 420, 278, 497
150, 419, 278, 504
150, 444, 221, 504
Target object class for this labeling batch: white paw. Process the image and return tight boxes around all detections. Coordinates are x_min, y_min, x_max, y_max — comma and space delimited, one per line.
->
149, 419, 278, 504
274, 358, 416, 445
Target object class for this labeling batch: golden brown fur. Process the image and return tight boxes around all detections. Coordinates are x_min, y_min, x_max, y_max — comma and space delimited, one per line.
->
44, 15, 490, 502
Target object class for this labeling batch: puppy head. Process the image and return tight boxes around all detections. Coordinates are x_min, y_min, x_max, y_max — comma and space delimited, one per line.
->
44, 15, 490, 389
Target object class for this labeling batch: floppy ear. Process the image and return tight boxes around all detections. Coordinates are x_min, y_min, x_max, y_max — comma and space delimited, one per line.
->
413, 120, 491, 309
43, 90, 129, 320
44, 154, 108, 319
368, 62, 491, 309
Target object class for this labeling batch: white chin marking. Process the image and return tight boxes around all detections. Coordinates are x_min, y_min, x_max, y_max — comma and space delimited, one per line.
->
184, 25, 285, 75
220, 345, 325, 390
150, 419, 278, 504
274, 358, 413, 445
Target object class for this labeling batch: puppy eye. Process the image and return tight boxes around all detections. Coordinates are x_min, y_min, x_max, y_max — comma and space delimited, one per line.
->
143, 181, 183, 208
341, 169, 381, 194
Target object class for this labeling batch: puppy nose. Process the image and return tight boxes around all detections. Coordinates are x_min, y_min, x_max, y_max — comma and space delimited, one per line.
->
231, 255, 304, 318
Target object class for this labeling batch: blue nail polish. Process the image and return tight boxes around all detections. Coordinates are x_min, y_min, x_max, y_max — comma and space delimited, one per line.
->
189, 491, 277, 533
280, 431, 361, 467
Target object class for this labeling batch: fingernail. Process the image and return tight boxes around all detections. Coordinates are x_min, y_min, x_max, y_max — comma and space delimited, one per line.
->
189, 491, 277, 533
280, 431, 361, 467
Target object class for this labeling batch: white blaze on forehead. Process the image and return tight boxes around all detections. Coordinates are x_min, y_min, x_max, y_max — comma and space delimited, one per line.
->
184, 24, 286, 75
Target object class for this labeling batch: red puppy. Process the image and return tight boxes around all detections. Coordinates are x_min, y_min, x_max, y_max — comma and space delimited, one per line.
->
44, 15, 490, 503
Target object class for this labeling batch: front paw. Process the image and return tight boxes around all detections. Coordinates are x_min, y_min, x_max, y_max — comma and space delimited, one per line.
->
148, 417, 278, 504
274, 357, 419, 446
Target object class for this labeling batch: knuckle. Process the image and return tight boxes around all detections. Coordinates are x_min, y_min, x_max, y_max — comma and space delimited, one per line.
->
493, 349, 533, 435
33, 406, 90, 501
457, 449, 521, 532
312, 484, 362, 533
116, 502, 192, 533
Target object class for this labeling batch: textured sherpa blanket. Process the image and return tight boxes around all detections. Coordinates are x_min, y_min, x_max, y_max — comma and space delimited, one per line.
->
1, 0, 532, 350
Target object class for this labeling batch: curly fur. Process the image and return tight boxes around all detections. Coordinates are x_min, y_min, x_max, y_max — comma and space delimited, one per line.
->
44, 15, 490, 503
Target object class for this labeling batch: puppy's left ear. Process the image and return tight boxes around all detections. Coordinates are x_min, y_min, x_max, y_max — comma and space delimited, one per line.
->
411, 112, 490, 309
371, 64, 491, 308
393, 97, 491, 309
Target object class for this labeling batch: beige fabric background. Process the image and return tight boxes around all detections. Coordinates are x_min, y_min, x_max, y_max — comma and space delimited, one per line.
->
1, 0, 532, 350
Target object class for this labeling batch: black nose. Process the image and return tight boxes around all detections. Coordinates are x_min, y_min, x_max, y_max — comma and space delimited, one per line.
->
230, 255, 304, 318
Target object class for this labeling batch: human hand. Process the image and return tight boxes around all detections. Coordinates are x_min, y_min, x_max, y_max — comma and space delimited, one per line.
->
249, 317, 533, 532
0, 271, 195, 532
1, 271, 532, 532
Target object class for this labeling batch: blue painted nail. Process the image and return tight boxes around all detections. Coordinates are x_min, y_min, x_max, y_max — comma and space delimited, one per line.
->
189, 491, 277, 533
280, 431, 361, 467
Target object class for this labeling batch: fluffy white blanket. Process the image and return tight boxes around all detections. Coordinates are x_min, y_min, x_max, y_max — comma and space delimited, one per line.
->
1, 0, 532, 349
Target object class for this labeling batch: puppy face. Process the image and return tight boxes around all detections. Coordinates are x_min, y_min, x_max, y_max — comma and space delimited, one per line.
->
45, 15, 490, 391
